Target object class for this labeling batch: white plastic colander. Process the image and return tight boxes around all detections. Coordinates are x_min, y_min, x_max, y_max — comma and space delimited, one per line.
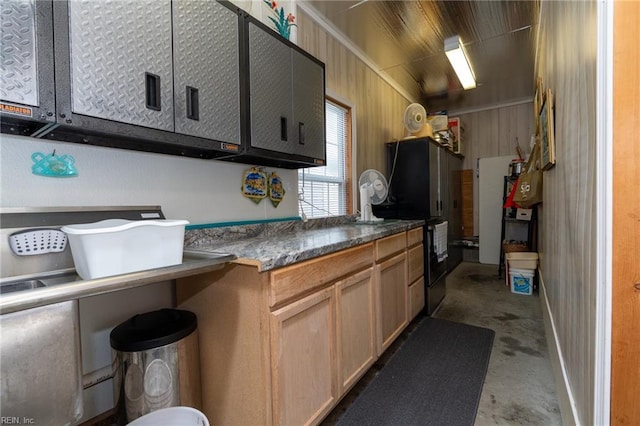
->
9, 228, 68, 255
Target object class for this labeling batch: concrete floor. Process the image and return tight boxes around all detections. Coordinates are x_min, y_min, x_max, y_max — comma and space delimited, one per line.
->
323, 261, 562, 425
434, 262, 562, 425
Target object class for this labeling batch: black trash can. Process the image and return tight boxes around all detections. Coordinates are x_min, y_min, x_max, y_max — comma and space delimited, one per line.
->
110, 308, 201, 424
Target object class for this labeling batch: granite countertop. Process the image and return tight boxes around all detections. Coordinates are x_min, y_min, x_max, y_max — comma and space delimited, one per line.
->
185, 217, 424, 272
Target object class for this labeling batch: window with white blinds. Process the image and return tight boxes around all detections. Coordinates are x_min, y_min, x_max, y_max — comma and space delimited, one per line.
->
298, 100, 349, 218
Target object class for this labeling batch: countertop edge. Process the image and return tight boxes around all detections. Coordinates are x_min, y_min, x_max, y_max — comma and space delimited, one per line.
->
0, 254, 236, 315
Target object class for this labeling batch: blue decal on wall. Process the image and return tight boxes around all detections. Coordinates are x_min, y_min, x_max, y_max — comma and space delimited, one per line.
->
32, 151, 78, 177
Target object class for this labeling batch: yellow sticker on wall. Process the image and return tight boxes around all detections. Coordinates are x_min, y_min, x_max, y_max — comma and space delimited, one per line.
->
269, 172, 285, 208
242, 167, 267, 204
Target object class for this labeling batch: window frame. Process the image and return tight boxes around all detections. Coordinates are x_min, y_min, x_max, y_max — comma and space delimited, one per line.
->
298, 96, 353, 218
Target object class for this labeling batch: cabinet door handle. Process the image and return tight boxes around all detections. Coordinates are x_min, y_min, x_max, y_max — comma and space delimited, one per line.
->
280, 117, 288, 141
145, 72, 161, 111
298, 122, 305, 145
186, 86, 199, 121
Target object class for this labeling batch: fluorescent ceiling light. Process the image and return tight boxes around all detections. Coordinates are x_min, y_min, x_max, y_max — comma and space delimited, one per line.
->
444, 35, 476, 90
348, 0, 369, 10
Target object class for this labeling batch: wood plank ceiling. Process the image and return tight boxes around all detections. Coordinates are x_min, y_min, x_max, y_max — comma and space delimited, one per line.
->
304, 0, 540, 112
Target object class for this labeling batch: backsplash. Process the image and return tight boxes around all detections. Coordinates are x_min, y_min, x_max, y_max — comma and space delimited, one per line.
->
185, 215, 358, 247
0, 135, 299, 224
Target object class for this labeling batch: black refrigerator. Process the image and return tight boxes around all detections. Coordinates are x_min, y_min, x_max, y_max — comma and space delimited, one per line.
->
373, 137, 463, 315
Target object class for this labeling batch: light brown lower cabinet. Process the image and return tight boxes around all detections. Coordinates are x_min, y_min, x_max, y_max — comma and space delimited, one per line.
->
407, 244, 424, 285
376, 252, 408, 355
335, 267, 376, 395
407, 231, 425, 321
408, 277, 426, 320
177, 229, 423, 426
270, 286, 337, 426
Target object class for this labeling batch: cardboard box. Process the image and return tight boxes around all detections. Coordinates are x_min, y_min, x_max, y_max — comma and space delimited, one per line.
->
502, 241, 529, 253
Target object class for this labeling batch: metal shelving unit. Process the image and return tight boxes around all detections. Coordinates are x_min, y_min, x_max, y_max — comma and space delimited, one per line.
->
498, 176, 537, 277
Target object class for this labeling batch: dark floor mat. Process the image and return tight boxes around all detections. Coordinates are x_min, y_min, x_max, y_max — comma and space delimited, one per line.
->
336, 318, 495, 426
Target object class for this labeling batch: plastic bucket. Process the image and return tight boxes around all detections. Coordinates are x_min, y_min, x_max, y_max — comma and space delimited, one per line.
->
127, 406, 209, 426
505, 252, 538, 269
509, 268, 535, 295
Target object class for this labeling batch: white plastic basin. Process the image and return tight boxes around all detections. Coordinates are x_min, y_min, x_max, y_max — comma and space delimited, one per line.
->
61, 219, 189, 279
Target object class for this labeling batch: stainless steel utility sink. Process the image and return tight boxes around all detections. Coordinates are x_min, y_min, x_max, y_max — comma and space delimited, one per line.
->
0, 270, 80, 295
0, 279, 46, 294
1, 300, 83, 424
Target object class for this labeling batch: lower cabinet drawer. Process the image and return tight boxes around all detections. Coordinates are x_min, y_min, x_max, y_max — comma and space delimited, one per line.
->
407, 227, 424, 247
375, 232, 407, 261
269, 243, 373, 307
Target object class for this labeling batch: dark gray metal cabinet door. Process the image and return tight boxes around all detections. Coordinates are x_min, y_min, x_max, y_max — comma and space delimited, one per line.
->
0, 0, 55, 121
68, 0, 174, 131
173, 1, 241, 145
248, 22, 293, 153
292, 49, 325, 161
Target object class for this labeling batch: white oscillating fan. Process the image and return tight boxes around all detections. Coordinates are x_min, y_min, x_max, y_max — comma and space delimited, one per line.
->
358, 169, 388, 222
402, 103, 431, 139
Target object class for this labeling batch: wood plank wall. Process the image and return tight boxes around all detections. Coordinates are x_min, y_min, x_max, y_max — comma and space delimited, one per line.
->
291, 4, 612, 425
456, 103, 534, 235
297, 7, 536, 230
535, 1, 598, 425
296, 9, 411, 179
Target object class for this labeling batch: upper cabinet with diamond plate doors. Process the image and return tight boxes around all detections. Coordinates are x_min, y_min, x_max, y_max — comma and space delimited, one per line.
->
172, 0, 243, 145
46, 0, 244, 159
62, 0, 174, 130
228, 14, 325, 168
0, 0, 56, 137
1, 0, 324, 166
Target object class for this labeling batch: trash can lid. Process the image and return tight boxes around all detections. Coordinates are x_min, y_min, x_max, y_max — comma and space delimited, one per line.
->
110, 308, 197, 352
